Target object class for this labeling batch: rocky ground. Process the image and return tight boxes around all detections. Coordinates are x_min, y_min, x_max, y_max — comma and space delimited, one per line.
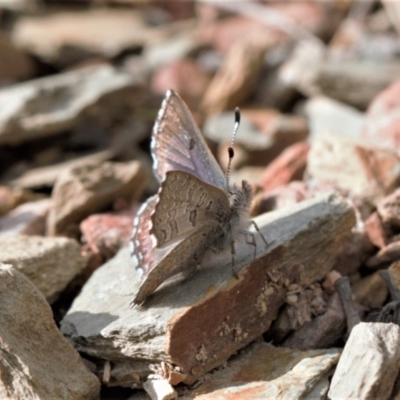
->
2, 1, 400, 399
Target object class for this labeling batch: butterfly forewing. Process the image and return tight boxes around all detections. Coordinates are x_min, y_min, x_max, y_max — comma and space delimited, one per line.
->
151, 90, 227, 190
150, 170, 231, 248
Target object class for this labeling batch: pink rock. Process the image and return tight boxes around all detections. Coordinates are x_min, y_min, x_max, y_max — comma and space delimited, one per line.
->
80, 210, 134, 259
261, 142, 309, 192
364, 212, 388, 249
362, 80, 400, 150
151, 59, 211, 109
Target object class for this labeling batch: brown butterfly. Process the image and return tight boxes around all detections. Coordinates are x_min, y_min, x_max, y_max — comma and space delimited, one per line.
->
130, 90, 267, 306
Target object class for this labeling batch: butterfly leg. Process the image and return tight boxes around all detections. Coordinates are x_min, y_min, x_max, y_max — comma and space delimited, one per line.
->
231, 240, 239, 279
240, 230, 257, 259
250, 220, 268, 248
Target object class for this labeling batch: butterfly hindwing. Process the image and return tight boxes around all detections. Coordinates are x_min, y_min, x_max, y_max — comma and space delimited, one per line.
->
150, 170, 231, 248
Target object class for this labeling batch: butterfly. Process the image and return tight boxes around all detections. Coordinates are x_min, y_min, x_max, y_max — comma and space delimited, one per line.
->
130, 90, 267, 306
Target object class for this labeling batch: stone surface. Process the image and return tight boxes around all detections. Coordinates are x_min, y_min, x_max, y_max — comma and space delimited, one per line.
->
0, 186, 35, 216
143, 379, 177, 400
362, 79, 400, 152
328, 322, 400, 400
60, 193, 354, 387
352, 272, 388, 309
47, 160, 147, 236
0, 32, 36, 83
11, 9, 164, 67
260, 141, 309, 192
0, 264, 100, 400
365, 211, 389, 249
0, 64, 142, 146
0, 235, 86, 303
182, 341, 340, 399
282, 293, 346, 351
150, 58, 211, 109
11, 149, 115, 189
304, 96, 365, 140
307, 132, 400, 205
378, 188, 400, 229
0, 198, 51, 236
80, 210, 134, 260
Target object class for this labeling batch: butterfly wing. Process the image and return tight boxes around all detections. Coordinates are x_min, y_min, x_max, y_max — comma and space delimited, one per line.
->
151, 90, 227, 190
131, 219, 225, 306
151, 170, 230, 248
130, 195, 169, 278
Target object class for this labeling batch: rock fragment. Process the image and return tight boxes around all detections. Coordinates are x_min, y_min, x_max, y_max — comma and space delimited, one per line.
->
0, 264, 100, 400
328, 322, 400, 400
0, 235, 86, 303
60, 193, 354, 387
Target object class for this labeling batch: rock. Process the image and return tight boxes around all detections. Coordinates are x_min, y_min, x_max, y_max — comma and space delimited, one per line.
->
80, 210, 135, 260
47, 160, 147, 236
282, 293, 346, 350
0, 32, 36, 83
182, 341, 340, 399
365, 212, 389, 249
282, 40, 400, 109
60, 193, 354, 387
251, 181, 310, 215
307, 132, 400, 205
260, 141, 309, 192
204, 110, 308, 169
304, 96, 365, 140
200, 35, 275, 115
361, 79, 400, 152
352, 273, 388, 309
366, 241, 400, 269
377, 188, 400, 229
143, 379, 177, 400
11, 9, 164, 67
0, 198, 51, 236
328, 322, 400, 400
0, 264, 100, 399
0, 64, 142, 146
0, 185, 36, 216
0, 235, 86, 303
150, 58, 211, 109
11, 149, 116, 190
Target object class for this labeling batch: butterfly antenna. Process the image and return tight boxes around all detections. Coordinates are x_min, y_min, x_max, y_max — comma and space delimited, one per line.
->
226, 107, 240, 188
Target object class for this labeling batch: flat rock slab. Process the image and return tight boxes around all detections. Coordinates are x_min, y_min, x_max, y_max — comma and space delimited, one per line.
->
329, 322, 400, 400
182, 342, 340, 399
0, 234, 85, 303
61, 193, 354, 386
0, 64, 141, 146
0, 264, 100, 400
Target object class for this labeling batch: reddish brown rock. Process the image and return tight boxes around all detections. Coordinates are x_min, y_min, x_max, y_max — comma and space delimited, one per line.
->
150, 58, 211, 109
47, 160, 147, 236
365, 212, 389, 249
377, 188, 400, 229
251, 181, 309, 216
260, 141, 309, 192
0, 186, 25, 216
80, 210, 134, 260
362, 79, 400, 151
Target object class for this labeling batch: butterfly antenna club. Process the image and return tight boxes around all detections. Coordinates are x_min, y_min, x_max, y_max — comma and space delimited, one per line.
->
226, 107, 240, 187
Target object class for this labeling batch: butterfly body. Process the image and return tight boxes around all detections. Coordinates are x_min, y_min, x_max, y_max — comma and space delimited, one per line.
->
130, 90, 262, 307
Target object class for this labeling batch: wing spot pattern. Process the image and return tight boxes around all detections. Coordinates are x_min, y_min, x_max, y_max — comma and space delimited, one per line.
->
189, 209, 197, 227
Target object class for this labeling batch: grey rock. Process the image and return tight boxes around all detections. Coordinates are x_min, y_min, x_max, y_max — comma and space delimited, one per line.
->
60, 193, 354, 387
0, 264, 100, 400
0, 235, 86, 303
0, 64, 142, 146
329, 322, 400, 400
